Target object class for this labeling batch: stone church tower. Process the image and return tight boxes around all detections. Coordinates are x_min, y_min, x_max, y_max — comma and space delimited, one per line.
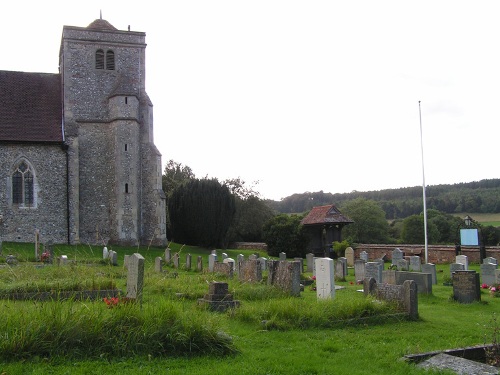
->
0, 18, 167, 247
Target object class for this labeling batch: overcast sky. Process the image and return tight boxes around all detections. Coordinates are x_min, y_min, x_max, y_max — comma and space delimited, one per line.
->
2, 1, 499, 201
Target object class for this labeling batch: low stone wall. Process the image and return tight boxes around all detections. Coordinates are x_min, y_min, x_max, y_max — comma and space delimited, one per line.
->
229, 242, 268, 251
353, 244, 500, 264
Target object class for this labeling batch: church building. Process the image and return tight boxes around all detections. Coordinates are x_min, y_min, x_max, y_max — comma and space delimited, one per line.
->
0, 18, 167, 246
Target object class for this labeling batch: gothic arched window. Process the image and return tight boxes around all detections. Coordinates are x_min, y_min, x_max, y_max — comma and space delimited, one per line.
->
12, 161, 34, 206
106, 50, 115, 70
96, 49, 105, 69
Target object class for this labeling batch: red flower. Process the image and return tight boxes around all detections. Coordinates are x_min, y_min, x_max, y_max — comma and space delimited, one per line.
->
311, 276, 316, 281
481, 283, 489, 289
103, 297, 120, 308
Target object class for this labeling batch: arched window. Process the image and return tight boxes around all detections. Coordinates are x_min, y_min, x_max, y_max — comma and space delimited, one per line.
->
12, 161, 34, 206
106, 50, 115, 70
95, 49, 105, 69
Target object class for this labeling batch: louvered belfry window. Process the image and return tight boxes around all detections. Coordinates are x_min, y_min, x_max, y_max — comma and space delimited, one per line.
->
96, 49, 105, 69
106, 50, 115, 70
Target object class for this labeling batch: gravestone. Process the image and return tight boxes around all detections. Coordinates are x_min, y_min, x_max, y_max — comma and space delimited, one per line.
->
409, 256, 421, 272
197, 282, 240, 312
185, 254, 192, 270
213, 262, 233, 278
484, 257, 498, 266
197, 256, 203, 272
5, 254, 18, 266
306, 253, 314, 272
456, 255, 469, 270
452, 271, 480, 303
315, 257, 335, 299
365, 262, 383, 283
480, 263, 497, 286
211, 250, 217, 256
279, 252, 286, 261
397, 259, 409, 271
59, 255, 69, 266
236, 254, 245, 275
222, 253, 228, 260
392, 248, 404, 265
173, 253, 180, 269
421, 263, 437, 285
338, 257, 348, 276
496, 269, 500, 284
450, 263, 465, 276
364, 278, 418, 320
383, 270, 433, 294
335, 260, 346, 280
360, 251, 368, 262
312, 257, 318, 276
154, 256, 162, 272
248, 254, 258, 261
34, 229, 40, 260
354, 259, 366, 282
164, 248, 171, 263
103, 246, 109, 259
109, 250, 118, 266
345, 247, 354, 267
126, 253, 145, 302
238, 259, 262, 282
294, 257, 304, 273
208, 254, 217, 272
258, 257, 267, 271
267, 260, 301, 296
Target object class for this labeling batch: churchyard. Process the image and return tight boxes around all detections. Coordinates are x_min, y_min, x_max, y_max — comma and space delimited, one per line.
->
0, 242, 499, 374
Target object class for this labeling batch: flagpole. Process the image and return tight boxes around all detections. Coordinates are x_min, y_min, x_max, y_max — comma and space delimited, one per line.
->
419, 101, 428, 264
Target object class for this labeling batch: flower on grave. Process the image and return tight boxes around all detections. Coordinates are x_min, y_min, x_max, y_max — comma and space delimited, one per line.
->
310, 275, 317, 291
349, 281, 354, 285
103, 297, 120, 308
40, 251, 50, 263
490, 285, 500, 297
482, 283, 489, 289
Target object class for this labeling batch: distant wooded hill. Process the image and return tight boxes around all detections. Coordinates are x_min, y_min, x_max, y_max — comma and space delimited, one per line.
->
265, 179, 500, 219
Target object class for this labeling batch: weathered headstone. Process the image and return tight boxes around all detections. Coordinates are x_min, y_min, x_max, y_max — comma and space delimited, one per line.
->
345, 247, 355, 267
335, 260, 346, 280
294, 257, 304, 273
496, 269, 500, 284
109, 250, 118, 266
164, 248, 171, 263
480, 263, 497, 286
315, 257, 335, 299
222, 253, 228, 260
359, 251, 368, 262
214, 262, 233, 278
452, 270, 480, 303
305, 253, 313, 273
267, 260, 301, 296
208, 254, 217, 272
154, 256, 163, 273
248, 254, 258, 261
484, 257, 498, 266
197, 282, 240, 312
59, 255, 69, 266
185, 254, 192, 270
382, 270, 432, 294
126, 253, 145, 302
236, 254, 245, 275
365, 262, 383, 283
409, 256, 421, 272
397, 259, 409, 271
211, 250, 217, 256
257, 257, 267, 271
354, 259, 366, 282
364, 278, 418, 320
238, 259, 262, 282
421, 263, 437, 285
279, 252, 286, 261
103, 246, 109, 259
456, 255, 469, 271
392, 248, 404, 265
450, 263, 465, 276
173, 253, 180, 269
338, 257, 348, 276
5, 254, 18, 266
197, 256, 203, 272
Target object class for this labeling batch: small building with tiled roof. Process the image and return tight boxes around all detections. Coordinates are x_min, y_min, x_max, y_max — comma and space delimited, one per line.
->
301, 204, 353, 256
0, 17, 166, 247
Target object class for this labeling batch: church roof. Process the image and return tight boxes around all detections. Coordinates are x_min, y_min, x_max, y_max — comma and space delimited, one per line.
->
0, 71, 63, 143
87, 19, 118, 31
301, 204, 354, 226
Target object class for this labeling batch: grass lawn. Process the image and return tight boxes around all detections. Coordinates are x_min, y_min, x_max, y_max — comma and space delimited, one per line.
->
0, 242, 498, 374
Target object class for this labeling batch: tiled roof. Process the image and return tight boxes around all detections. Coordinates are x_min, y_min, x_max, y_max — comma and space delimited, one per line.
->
0, 71, 63, 143
301, 204, 354, 225
87, 19, 118, 31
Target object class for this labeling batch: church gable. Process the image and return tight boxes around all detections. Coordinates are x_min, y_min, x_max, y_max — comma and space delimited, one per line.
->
0, 71, 62, 143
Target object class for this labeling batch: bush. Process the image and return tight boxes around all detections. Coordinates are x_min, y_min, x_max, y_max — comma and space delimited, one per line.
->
262, 214, 309, 258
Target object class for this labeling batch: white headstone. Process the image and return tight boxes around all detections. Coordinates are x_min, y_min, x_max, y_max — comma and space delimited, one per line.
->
126, 253, 145, 302
103, 246, 109, 259
409, 256, 421, 272
208, 254, 217, 272
315, 257, 335, 299
456, 255, 469, 270
360, 251, 369, 262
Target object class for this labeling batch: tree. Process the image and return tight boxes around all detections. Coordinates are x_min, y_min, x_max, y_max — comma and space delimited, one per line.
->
262, 214, 309, 257
162, 159, 195, 198
168, 178, 235, 248
401, 214, 440, 244
340, 198, 389, 244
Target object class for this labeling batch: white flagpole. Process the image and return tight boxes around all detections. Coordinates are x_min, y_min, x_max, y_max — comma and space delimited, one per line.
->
419, 101, 428, 264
